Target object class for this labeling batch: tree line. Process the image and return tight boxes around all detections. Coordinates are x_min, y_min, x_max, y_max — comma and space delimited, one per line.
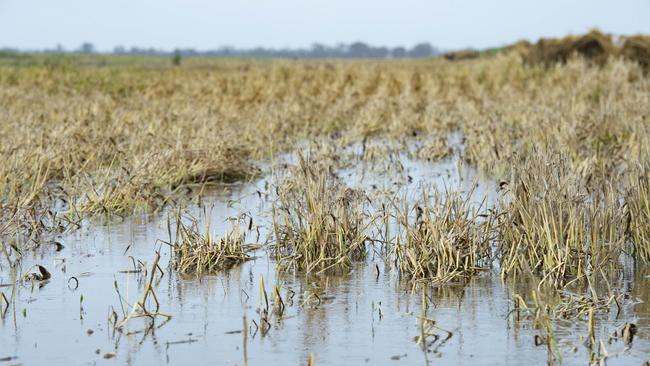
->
2, 41, 440, 59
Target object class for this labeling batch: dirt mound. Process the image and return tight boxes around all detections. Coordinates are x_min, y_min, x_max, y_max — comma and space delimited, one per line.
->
506, 40, 531, 53
525, 30, 614, 66
442, 50, 480, 62
621, 35, 650, 73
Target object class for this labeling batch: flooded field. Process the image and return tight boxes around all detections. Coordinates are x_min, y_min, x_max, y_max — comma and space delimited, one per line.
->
2, 138, 649, 365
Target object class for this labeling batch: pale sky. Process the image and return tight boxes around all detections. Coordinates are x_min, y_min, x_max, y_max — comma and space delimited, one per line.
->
1, 0, 649, 51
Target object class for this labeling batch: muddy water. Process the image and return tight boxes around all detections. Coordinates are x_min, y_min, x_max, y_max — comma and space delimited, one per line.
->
1, 141, 649, 366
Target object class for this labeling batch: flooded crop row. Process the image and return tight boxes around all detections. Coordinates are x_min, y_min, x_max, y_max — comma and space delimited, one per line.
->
1, 138, 649, 366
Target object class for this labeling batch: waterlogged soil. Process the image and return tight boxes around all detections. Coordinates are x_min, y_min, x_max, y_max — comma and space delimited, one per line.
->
2, 139, 650, 366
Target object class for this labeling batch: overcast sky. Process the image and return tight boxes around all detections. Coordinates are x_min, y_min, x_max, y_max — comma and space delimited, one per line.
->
1, 0, 649, 51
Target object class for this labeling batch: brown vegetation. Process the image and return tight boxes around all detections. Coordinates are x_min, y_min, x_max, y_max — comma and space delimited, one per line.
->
524, 29, 614, 66
442, 50, 480, 61
1, 39, 649, 282
621, 35, 650, 72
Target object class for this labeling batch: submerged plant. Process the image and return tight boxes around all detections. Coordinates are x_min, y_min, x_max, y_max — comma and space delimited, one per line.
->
112, 252, 172, 331
271, 155, 372, 273
170, 215, 255, 275
626, 166, 650, 261
390, 189, 494, 284
496, 152, 628, 288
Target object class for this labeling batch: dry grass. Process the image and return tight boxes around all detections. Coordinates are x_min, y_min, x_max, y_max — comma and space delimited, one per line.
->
170, 215, 254, 275
521, 29, 650, 74
271, 154, 371, 273
0, 33, 649, 281
621, 35, 650, 73
524, 29, 615, 66
496, 151, 629, 288
442, 50, 480, 62
626, 165, 650, 261
390, 190, 494, 284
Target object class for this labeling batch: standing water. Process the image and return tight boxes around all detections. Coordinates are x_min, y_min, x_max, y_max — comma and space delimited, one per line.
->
1, 138, 649, 365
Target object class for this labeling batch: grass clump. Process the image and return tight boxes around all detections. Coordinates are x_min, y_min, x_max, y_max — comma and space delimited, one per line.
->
626, 167, 650, 261
391, 190, 494, 284
271, 155, 371, 274
496, 152, 628, 288
170, 216, 253, 275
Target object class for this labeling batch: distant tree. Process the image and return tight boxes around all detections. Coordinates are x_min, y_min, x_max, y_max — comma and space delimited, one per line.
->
331, 44, 347, 58
391, 47, 407, 58
369, 46, 389, 58
220, 46, 234, 56
102, 41, 441, 59
172, 49, 182, 66
310, 43, 328, 58
348, 42, 370, 58
79, 42, 95, 54
408, 43, 437, 58
0, 48, 18, 58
